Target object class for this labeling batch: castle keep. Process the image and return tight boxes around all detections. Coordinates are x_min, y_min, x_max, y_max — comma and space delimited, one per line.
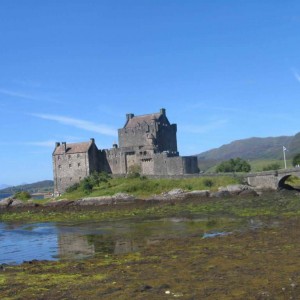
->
53, 109, 199, 194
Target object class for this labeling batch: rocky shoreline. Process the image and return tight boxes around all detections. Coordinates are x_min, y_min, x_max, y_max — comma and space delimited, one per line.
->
0, 184, 263, 210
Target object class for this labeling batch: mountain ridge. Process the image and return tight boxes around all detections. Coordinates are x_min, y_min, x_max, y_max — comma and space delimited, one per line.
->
197, 132, 300, 170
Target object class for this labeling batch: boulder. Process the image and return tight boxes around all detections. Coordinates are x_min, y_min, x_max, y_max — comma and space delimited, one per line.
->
77, 196, 114, 206
10, 199, 24, 207
239, 189, 259, 197
0, 197, 13, 208
210, 190, 231, 198
164, 188, 185, 196
218, 184, 256, 196
44, 199, 75, 207
185, 190, 210, 198
76, 193, 135, 206
113, 193, 135, 201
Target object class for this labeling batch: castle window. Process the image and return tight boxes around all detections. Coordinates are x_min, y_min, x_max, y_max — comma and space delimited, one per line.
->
58, 165, 61, 169
70, 177, 72, 181
68, 155, 71, 159
57, 156, 61, 160
78, 163, 81, 167
77, 154, 80, 158
69, 164, 72, 168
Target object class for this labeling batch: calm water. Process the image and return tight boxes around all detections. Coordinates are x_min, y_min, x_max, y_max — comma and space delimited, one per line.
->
0, 194, 12, 200
0, 216, 268, 265
0, 217, 238, 265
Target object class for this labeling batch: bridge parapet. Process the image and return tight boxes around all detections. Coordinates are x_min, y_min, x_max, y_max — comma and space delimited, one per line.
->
245, 167, 300, 190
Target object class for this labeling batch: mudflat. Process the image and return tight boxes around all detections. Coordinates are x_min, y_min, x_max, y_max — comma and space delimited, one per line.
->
1, 191, 300, 299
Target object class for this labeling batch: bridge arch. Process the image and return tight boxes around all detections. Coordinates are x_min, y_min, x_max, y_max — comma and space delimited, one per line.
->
278, 174, 300, 191
278, 175, 292, 190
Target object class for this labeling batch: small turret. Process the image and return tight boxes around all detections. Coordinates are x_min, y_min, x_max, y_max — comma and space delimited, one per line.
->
160, 108, 166, 115
126, 113, 134, 121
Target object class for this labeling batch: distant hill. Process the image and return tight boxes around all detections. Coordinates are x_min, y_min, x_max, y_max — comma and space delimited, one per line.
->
0, 180, 54, 194
0, 184, 11, 190
197, 132, 300, 171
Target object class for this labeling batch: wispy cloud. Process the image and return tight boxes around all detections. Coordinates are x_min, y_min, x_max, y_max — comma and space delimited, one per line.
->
0, 88, 62, 103
292, 68, 300, 83
32, 113, 117, 137
181, 119, 228, 134
0, 88, 38, 101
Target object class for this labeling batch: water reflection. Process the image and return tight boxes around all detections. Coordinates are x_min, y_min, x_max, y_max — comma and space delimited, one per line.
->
0, 217, 245, 265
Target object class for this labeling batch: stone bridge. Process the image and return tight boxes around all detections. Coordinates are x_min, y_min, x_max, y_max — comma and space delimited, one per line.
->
245, 168, 300, 190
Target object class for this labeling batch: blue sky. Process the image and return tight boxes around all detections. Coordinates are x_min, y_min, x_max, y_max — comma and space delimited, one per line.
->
1, 0, 300, 185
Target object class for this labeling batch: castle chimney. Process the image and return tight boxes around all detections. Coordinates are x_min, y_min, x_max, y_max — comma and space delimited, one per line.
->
55, 142, 60, 148
62, 142, 66, 153
160, 108, 166, 115
126, 113, 134, 121
90, 138, 95, 144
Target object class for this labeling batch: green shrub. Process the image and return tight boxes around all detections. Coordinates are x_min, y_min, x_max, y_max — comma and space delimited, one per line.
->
203, 178, 214, 188
81, 179, 93, 194
14, 191, 31, 201
66, 183, 80, 193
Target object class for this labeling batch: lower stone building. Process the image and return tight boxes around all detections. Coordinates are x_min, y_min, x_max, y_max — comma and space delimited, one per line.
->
53, 109, 199, 194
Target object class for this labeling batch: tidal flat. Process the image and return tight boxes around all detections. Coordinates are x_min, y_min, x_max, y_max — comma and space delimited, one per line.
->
1, 191, 300, 299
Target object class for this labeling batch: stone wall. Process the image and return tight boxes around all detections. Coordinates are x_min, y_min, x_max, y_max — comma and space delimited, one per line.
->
118, 124, 156, 149
247, 175, 278, 190
53, 151, 90, 194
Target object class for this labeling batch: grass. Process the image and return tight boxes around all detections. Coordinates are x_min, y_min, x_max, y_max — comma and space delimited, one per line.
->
248, 159, 290, 172
205, 159, 294, 173
61, 175, 241, 200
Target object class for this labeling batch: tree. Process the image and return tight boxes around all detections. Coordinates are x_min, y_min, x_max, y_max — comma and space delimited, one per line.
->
216, 157, 251, 173
292, 153, 300, 167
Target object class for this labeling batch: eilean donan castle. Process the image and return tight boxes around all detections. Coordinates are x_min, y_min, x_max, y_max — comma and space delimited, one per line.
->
53, 109, 199, 194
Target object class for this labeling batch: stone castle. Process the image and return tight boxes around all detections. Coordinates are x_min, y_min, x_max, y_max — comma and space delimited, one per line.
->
53, 108, 199, 194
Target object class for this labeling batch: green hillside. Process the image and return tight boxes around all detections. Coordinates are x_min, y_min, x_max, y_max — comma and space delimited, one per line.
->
198, 132, 300, 171
0, 180, 54, 194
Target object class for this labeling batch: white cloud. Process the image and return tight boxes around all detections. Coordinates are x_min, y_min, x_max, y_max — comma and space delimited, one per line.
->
181, 119, 228, 134
32, 113, 117, 137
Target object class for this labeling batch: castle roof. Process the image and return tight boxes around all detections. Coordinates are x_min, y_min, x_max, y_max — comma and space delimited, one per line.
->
53, 140, 93, 155
125, 113, 161, 128
124, 109, 169, 128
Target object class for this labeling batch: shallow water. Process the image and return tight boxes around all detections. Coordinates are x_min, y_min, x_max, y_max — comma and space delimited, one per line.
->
0, 194, 12, 200
0, 216, 266, 265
